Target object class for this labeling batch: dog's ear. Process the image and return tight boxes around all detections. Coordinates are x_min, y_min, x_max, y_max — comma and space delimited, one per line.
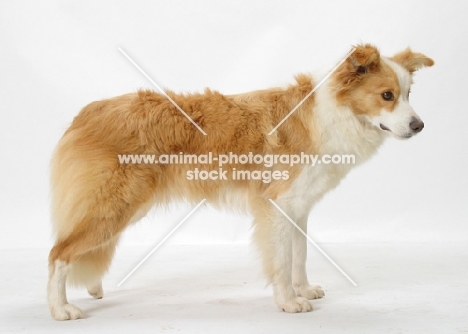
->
392, 48, 434, 73
333, 44, 380, 89
349, 44, 381, 74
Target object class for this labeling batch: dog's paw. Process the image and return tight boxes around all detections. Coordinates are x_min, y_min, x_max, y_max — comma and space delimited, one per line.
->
279, 297, 313, 313
87, 282, 103, 299
295, 285, 325, 300
51, 303, 84, 321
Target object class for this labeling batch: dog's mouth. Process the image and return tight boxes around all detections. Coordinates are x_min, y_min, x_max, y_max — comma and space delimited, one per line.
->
380, 123, 390, 131
380, 123, 413, 139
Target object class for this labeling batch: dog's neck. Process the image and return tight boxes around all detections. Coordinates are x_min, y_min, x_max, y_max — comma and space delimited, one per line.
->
312, 82, 386, 164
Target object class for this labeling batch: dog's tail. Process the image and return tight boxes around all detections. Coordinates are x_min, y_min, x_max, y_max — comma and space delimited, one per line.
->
66, 238, 119, 287
49, 105, 121, 287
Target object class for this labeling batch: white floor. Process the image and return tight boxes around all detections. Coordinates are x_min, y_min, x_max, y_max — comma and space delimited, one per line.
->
1, 242, 467, 333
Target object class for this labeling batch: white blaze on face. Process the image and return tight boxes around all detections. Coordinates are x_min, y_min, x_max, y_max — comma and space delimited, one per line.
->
371, 58, 424, 139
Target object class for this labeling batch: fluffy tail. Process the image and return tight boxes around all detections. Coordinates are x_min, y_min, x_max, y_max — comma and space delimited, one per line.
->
66, 238, 119, 287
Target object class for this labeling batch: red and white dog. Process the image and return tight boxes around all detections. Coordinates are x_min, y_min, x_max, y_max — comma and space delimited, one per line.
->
48, 44, 433, 320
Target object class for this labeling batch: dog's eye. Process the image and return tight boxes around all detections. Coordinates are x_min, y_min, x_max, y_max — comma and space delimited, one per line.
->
381, 91, 394, 101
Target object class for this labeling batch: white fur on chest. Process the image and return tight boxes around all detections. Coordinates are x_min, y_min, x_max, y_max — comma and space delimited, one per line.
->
278, 84, 385, 216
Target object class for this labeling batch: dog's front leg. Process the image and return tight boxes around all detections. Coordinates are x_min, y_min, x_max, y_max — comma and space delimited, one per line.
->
252, 199, 313, 313
271, 214, 312, 313
292, 215, 325, 300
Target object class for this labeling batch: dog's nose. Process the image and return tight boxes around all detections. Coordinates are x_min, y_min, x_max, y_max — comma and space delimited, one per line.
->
409, 117, 424, 133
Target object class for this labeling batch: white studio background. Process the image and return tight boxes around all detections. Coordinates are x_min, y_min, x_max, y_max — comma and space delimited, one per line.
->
0, 0, 467, 250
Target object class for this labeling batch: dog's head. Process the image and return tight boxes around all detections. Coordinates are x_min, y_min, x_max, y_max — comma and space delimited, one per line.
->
333, 44, 434, 139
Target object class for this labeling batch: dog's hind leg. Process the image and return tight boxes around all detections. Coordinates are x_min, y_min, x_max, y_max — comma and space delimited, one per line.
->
47, 212, 130, 320
47, 257, 82, 320
292, 215, 325, 300
47, 135, 159, 320
87, 281, 103, 299
65, 236, 121, 300
47, 172, 155, 320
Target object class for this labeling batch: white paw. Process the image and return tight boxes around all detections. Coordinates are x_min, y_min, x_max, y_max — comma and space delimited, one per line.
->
88, 283, 103, 299
295, 285, 325, 300
279, 297, 313, 313
51, 303, 84, 321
